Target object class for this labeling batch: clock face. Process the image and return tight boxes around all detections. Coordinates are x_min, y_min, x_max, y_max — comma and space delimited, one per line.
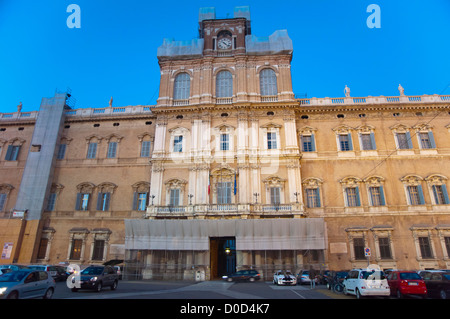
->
218, 38, 232, 50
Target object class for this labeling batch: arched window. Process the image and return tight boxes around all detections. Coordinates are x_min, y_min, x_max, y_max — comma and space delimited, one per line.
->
259, 68, 277, 96
216, 71, 233, 97
173, 73, 190, 100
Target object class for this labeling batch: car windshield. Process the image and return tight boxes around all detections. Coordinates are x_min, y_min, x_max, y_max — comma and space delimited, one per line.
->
444, 274, 450, 280
81, 267, 103, 275
400, 272, 421, 280
336, 272, 348, 278
0, 271, 29, 282
361, 270, 385, 280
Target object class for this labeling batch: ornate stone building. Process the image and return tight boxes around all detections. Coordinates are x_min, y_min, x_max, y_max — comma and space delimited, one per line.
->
0, 7, 449, 280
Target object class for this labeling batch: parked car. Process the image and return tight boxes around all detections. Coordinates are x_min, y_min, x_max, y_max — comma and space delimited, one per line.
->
222, 269, 261, 282
297, 270, 312, 285
387, 270, 427, 298
326, 271, 349, 290
70, 265, 119, 292
0, 269, 55, 299
103, 259, 124, 280
422, 271, 450, 299
27, 265, 69, 282
273, 270, 297, 286
0, 264, 29, 272
418, 269, 450, 278
343, 268, 390, 299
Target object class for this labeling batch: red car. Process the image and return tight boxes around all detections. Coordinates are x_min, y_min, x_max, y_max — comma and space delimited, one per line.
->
387, 271, 427, 298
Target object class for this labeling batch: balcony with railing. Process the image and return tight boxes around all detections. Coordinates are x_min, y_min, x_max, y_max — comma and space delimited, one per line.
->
145, 203, 304, 219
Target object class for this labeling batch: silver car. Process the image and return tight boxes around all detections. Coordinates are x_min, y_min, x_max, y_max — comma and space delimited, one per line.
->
0, 269, 56, 299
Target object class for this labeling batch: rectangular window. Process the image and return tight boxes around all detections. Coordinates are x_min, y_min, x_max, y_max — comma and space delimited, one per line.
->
418, 237, 433, 259
46, 193, 57, 211
36, 238, 48, 260
0, 193, 7, 211
57, 144, 67, 160
301, 135, 315, 152
378, 237, 392, 259
217, 182, 232, 204
173, 136, 183, 152
86, 143, 97, 159
76, 193, 90, 211
444, 237, 450, 257
396, 132, 412, 149
92, 240, 105, 261
407, 185, 424, 205
369, 186, 385, 206
220, 134, 229, 151
141, 141, 151, 157
419, 132, 432, 149
97, 192, 110, 211
5, 145, 20, 161
170, 189, 180, 206
432, 185, 449, 205
306, 188, 321, 208
267, 132, 277, 149
107, 142, 117, 158
339, 134, 352, 151
70, 239, 82, 260
270, 187, 281, 205
353, 237, 366, 260
361, 133, 376, 150
346, 187, 360, 207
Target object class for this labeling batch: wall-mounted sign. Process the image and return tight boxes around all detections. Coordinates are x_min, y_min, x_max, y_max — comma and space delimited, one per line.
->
1, 242, 13, 259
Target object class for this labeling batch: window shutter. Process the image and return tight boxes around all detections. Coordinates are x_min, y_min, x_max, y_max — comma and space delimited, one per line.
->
311, 133, 316, 152
75, 193, 82, 210
355, 186, 361, 206
132, 192, 138, 210
347, 133, 353, 151
96, 192, 103, 210
379, 185, 386, 206
5, 145, 13, 161
370, 132, 376, 150
104, 193, 110, 211
428, 131, 436, 148
316, 188, 321, 207
442, 184, 450, 204
406, 132, 413, 149
417, 185, 425, 205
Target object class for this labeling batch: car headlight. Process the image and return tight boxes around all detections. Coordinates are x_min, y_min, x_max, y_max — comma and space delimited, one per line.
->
90, 277, 98, 282
0, 287, 7, 295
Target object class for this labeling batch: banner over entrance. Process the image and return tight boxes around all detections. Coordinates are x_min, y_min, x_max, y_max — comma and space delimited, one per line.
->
125, 218, 326, 251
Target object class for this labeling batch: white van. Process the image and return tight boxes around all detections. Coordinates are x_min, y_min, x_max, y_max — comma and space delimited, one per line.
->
343, 268, 390, 299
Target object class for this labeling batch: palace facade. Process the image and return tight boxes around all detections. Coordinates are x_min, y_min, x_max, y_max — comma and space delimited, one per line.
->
1, 7, 449, 280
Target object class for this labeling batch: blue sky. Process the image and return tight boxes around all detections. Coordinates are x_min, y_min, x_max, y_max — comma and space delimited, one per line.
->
0, 0, 449, 113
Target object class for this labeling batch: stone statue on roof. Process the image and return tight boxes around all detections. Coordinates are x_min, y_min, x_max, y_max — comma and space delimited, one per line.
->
344, 85, 350, 97
109, 96, 113, 107
17, 102, 22, 113
398, 84, 405, 96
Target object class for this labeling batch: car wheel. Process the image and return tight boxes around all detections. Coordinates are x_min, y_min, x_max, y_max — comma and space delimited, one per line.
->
327, 283, 331, 290
43, 288, 54, 299
95, 282, 103, 292
356, 289, 363, 299
111, 280, 118, 290
7, 291, 18, 299
440, 290, 447, 300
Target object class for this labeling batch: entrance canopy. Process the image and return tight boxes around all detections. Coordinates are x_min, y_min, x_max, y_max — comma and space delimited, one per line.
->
125, 218, 326, 251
